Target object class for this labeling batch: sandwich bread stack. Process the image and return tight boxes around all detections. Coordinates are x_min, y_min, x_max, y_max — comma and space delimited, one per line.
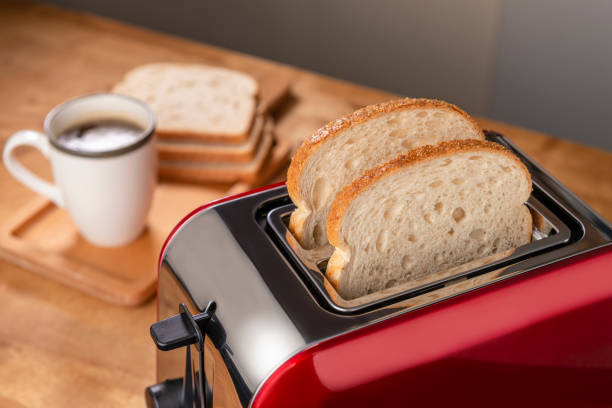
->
112, 63, 289, 184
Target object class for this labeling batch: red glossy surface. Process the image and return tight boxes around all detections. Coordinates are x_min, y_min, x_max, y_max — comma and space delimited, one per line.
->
252, 248, 612, 408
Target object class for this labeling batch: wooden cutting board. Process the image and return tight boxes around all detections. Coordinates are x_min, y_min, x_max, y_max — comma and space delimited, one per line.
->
0, 65, 294, 306
0, 111, 290, 306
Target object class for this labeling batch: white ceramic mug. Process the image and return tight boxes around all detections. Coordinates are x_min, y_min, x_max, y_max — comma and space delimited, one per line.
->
3, 93, 157, 247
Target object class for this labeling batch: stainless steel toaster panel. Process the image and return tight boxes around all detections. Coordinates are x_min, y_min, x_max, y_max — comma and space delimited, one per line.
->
161, 210, 306, 402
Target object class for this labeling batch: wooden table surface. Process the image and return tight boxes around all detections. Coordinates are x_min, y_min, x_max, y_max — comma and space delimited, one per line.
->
1, 1, 610, 407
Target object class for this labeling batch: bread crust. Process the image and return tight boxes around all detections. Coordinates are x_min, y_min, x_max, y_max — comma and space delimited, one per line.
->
158, 118, 274, 183
286, 98, 484, 206
157, 115, 265, 163
154, 118, 254, 143
326, 139, 532, 249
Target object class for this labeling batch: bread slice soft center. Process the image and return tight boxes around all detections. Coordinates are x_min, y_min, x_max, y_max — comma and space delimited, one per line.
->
325, 140, 532, 300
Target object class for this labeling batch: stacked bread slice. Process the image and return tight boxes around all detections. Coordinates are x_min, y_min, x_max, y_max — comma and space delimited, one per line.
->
287, 98, 532, 300
112, 63, 289, 185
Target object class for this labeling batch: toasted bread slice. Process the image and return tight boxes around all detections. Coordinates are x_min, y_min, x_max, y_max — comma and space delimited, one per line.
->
287, 98, 485, 249
112, 63, 258, 143
325, 140, 532, 300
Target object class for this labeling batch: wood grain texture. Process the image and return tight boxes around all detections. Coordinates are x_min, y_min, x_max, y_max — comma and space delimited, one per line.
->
0, 1, 610, 407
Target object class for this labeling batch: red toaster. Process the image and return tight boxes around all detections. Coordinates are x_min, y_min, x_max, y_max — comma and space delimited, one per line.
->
146, 132, 612, 408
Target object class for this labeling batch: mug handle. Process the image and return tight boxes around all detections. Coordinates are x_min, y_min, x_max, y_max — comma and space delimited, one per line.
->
3, 130, 64, 207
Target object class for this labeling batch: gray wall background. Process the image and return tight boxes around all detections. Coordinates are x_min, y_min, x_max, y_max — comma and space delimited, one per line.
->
45, 0, 612, 150
491, 0, 612, 150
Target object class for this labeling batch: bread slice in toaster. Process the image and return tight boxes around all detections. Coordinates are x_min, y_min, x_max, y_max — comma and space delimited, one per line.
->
325, 139, 533, 300
286, 98, 485, 250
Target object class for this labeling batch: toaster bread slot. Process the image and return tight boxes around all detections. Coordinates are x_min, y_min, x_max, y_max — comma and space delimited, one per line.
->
261, 132, 595, 314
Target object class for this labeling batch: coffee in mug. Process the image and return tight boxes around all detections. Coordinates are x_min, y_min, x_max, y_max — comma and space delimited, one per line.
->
56, 120, 144, 153
3, 93, 157, 247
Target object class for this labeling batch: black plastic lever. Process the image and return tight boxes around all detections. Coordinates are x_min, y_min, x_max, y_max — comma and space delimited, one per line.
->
150, 302, 217, 351
147, 302, 216, 408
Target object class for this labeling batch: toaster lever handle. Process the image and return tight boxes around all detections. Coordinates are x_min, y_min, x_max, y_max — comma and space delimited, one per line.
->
150, 302, 217, 351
